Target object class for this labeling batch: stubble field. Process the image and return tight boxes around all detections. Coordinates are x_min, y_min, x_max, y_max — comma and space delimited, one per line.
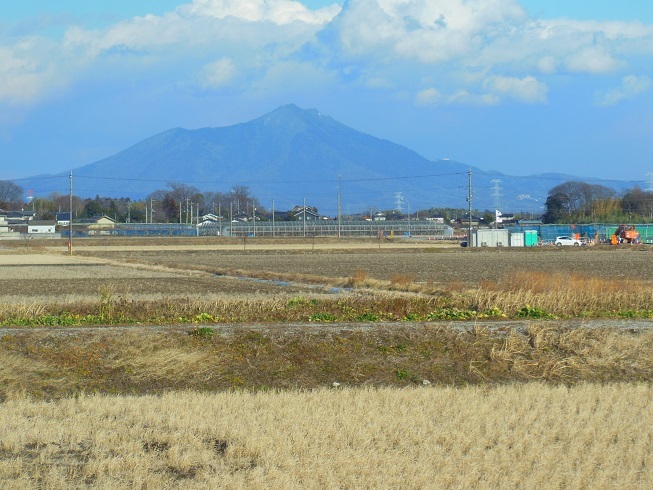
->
1, 237, 653, 488
3, 237, 653, 300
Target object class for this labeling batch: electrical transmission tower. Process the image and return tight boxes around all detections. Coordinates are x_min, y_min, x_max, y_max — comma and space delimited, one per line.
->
646, 172, 653, 192
490, 179, 502, 211
395, 192, 404, 212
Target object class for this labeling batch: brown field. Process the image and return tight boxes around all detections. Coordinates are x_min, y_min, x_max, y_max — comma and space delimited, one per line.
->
2, 237, 653, 301
1, 238, 653, 487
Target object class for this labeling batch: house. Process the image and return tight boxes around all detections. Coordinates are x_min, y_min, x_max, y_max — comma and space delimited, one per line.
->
232, 212, 255, 222
26, 220, 57, 234
0, 214, 23, 238
290, 205, 321, 221
77, 215, 116, 234
457, 214, 483, 228
426, 214, 446, 224
77, 215, 116, 227
55, 212, 71, 226
201, 213, 221, 223
496, 212, 517, 225
5, 210, 36, 225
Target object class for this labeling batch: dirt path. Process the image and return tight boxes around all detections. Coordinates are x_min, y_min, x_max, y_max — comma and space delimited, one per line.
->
0, 253, 105, 265
2, 318, 651, 339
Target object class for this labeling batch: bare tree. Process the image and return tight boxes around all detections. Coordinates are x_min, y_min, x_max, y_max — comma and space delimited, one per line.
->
0, 180, 24, 208
622, 186, 653, 219
547, 181, 615, 219
228, 185, 261, 213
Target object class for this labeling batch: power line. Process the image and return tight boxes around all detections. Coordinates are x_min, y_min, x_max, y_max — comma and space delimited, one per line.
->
68, 171, 468, 186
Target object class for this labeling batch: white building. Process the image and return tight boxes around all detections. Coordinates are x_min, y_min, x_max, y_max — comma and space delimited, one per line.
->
27, 220, 56, 234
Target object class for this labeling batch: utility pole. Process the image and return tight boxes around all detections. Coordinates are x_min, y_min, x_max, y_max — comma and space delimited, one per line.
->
150, 198, 156, 224
272, 199, 275, 237
303, 197, 307, 238
68, 170, 73, 256
252, 200, 256, 237
337, 175, 342, 238
467, 169, 473, 248
407, 200, 411, 237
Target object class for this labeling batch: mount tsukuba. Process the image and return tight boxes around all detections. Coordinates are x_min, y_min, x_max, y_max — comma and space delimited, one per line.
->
21, 104, 634, 215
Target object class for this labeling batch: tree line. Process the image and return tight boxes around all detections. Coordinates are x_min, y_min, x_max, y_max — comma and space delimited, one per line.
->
0, 181, 263, 223
2, 179, 472, 224
5, 178, 651, 225
543, 181, 653, 223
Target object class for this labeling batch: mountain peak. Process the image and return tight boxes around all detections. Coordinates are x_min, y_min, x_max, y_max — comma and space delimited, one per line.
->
258, 103, 322, 125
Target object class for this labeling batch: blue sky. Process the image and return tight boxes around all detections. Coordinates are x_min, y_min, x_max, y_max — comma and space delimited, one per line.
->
2, 0, 653, 195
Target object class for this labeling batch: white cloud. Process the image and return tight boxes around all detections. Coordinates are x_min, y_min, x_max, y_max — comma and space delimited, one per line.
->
0, 1, 338, 106
596, 75, 652, 106
537, 56, 557, 75
0, 38, 72, 105
484, 75, 548, 103
333, 0, 527, 63
179, 0, 341, 25
2, 0, 653, 110
200, 58, 237, 89
415, 87, 499, 106
565, 46, 622, 74
249, 60, 338, 98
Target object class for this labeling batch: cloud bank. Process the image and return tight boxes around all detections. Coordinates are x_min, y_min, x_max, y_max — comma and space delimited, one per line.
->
1, 0, 653, 110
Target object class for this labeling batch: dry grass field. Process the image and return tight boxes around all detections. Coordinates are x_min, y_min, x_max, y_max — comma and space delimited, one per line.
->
1, 385, 651, 488
1, 237, 653, 487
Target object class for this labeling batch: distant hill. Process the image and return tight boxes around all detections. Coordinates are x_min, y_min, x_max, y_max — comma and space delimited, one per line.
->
19, 104, 638, 216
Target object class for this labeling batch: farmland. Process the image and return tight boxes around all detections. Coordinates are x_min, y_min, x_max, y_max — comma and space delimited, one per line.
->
1, 237, 652, 488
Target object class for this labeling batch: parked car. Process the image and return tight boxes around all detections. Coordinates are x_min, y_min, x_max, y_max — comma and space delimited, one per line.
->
554, 236, 582, 246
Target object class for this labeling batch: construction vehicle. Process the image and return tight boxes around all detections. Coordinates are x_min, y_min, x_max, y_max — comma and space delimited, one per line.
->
612, 224, 640, 244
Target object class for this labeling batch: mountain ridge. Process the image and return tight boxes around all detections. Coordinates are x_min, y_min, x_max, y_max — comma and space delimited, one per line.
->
18, 104, 636, 215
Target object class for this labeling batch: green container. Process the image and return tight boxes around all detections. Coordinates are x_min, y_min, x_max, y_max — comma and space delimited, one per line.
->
524, 230, 538, 247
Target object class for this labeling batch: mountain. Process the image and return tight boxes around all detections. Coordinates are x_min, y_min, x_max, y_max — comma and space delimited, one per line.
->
19, 104, 637, 215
